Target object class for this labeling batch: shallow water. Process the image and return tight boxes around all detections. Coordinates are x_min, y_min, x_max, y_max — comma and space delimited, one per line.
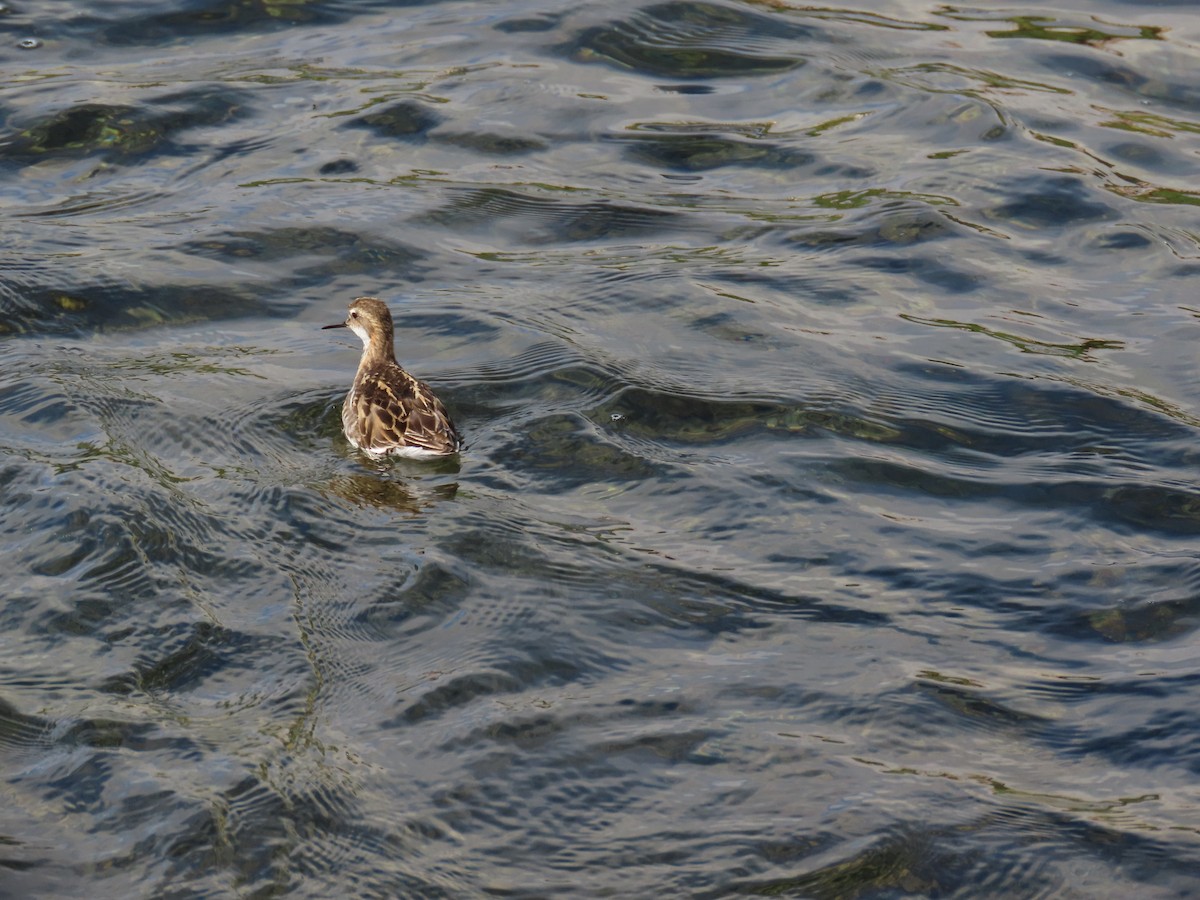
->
2, 0, 1200, 896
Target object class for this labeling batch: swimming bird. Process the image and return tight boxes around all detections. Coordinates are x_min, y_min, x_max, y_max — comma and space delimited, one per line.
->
323, 297, 463, 458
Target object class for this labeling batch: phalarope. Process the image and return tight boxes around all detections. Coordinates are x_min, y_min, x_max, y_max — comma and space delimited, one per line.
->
323, 297, 462, 458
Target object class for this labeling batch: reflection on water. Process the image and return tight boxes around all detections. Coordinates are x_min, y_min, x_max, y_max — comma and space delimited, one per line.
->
2, 0, 1200, 895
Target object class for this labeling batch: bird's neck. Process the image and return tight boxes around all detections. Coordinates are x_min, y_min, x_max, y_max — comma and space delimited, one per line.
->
362, 334, 395, 367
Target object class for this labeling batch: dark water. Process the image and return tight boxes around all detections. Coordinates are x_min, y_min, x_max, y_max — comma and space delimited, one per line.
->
2, 0, 1200, 896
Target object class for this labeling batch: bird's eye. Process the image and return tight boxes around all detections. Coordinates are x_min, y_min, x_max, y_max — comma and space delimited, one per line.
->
350, 311, 358, 318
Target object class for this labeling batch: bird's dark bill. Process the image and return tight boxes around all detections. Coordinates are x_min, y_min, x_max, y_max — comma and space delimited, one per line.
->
322, 322, 347, 330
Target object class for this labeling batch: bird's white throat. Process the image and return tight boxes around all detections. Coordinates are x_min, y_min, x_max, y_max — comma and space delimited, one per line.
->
348, 319, 372, 348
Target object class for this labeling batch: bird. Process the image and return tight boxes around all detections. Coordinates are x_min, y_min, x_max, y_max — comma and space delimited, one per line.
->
323, 297, 463, 458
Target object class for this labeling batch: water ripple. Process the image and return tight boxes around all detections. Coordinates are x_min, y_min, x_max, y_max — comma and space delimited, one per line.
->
570, 2, 815, 79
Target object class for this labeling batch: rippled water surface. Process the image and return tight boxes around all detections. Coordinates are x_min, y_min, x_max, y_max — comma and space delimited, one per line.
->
3, 0, 1200, 896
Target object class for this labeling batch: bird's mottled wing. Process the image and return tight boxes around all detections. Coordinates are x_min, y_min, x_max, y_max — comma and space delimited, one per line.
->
349, 363, 461, 456
400, 387, 463, 454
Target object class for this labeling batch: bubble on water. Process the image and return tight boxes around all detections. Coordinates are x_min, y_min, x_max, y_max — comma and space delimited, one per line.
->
610, 413, 625, 422
18, 38, 41, 49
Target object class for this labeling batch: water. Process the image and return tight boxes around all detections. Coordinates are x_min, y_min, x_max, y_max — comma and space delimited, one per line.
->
2, 0, 1199, 896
